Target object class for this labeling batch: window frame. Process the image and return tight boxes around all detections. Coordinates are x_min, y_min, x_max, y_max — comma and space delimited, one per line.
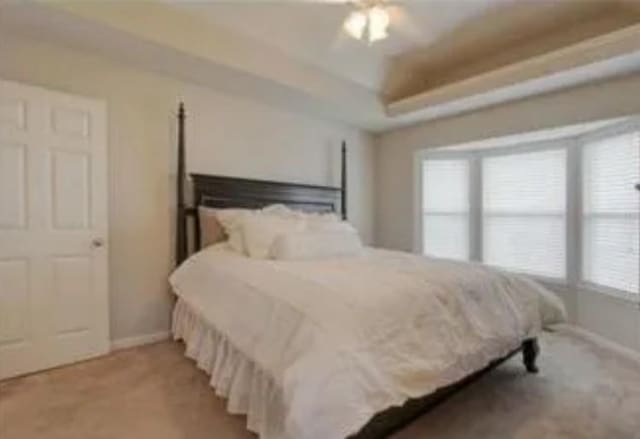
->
414, 119, 640, 303
576, 120, 640, 302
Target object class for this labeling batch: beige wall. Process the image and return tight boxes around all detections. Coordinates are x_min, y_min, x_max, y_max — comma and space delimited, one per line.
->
0, 34, 375, 343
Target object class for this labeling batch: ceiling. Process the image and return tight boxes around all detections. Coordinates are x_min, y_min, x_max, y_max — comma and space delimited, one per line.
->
2, 1, 640, 132
175, 0, 518, 91
175, 1, 640, 99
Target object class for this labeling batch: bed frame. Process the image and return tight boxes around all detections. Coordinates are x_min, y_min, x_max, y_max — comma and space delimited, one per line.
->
173, 103, 540, 438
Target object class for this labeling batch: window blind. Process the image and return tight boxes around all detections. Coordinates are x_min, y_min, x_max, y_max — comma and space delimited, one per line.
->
482, 149, 567, 278
422, 159, 469, 260
582, 131, 639, 296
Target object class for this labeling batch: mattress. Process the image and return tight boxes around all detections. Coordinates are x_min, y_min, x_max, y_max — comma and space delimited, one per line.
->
170, 244, 566, 439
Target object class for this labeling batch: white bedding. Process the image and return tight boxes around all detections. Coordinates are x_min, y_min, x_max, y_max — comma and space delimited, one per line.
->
170, 244, 566, 439
270, 229, 363, 260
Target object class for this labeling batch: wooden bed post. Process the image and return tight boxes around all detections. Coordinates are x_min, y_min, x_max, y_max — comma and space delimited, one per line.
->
175, 102, 187, 267
341, 141, 347, 220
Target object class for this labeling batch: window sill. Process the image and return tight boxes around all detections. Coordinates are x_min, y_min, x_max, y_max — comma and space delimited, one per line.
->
576, 282, 640, 308
502, 271, 640, 310
528, 274, 568, 288
483, 265, 568, 288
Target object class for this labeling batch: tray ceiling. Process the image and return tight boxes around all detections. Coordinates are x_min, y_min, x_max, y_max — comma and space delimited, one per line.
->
176, 0, 516, 91
2, 0, 640, 132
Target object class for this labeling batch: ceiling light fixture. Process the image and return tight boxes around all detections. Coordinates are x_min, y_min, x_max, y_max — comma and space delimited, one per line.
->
344, 2, 390, 44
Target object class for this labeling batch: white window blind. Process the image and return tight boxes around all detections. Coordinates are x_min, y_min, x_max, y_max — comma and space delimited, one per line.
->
582, 131, 639, 296
422, 159, 469, 260
482, 149, 567, 278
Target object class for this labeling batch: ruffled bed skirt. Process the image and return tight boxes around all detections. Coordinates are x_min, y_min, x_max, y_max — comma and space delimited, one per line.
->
172, 298, 288, 439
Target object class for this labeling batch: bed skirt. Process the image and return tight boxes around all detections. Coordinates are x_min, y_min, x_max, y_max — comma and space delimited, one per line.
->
172, 298, 288, 439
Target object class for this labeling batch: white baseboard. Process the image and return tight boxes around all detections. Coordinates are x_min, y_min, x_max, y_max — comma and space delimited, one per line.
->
111, 331, 170, 351
559, 324, 640, 364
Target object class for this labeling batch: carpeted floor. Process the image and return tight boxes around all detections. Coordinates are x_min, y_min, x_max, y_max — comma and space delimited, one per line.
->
1, 327, 639, 439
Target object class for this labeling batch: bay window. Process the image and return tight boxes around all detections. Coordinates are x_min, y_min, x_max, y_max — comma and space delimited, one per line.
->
422, 159, 470, 261
582, 131, 639, 296
482, 149, 566, 278
420, 122, 639, 300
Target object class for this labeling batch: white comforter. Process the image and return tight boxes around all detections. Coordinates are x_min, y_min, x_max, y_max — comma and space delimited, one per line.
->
170, 244, 565, 439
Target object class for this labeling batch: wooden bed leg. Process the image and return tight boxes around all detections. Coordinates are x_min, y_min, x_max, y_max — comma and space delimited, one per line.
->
522, 338, 540, 374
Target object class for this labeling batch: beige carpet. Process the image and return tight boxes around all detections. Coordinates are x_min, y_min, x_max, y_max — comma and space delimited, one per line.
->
1, 328, 639, 439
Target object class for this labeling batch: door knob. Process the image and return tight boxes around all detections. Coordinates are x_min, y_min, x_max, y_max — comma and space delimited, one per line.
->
91, 238, 105, 248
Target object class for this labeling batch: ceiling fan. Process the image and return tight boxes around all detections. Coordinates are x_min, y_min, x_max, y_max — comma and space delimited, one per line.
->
327, 0, 419, 46
342, 0, 392, 43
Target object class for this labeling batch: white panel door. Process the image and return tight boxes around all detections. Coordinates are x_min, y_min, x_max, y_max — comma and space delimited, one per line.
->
0, 79, 109, 379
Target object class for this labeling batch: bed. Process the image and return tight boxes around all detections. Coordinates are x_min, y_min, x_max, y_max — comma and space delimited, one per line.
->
170, 104, 566, 439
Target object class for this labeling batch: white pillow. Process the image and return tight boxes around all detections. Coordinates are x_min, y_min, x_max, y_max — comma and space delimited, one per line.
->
306, 218, 356, 233
270, 229, 363, 260
296, 209, 339, 220
198, 206, 227, 248
216, 208, 253, 254
241, 214, 306, 259
262, 204, 340, 224
261, 204, 297, 218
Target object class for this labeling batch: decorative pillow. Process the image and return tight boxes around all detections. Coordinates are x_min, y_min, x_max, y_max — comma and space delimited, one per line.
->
198, 207, 227, 248
306, 218, 356, 234
216, 208, 253, 254
241, 214, 306, 259
261, 204, 296, 218
270, 229, 363, 260
262, 204, 340, 224
303, 211, 340, 224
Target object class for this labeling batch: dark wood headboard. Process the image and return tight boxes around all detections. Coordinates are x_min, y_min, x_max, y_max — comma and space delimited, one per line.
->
174, 103, 347, 265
